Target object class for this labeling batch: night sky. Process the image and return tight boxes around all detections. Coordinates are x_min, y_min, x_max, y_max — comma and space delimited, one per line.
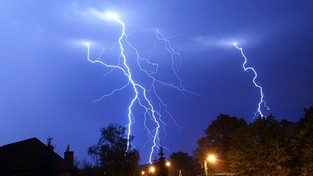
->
1, 0, 313, 163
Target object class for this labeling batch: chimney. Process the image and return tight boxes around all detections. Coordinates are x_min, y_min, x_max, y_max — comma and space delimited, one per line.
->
64, 145, 74, 166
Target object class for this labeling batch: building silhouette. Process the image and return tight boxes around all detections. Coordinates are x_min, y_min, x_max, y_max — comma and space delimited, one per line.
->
0, 137, 80, 176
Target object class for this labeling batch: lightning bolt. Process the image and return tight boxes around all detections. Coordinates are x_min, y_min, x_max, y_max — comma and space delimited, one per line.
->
84, 10, 195, 163
233, 43, 269, 119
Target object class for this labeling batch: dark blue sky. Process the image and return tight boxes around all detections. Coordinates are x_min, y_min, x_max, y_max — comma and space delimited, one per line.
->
1, 0, 313, 163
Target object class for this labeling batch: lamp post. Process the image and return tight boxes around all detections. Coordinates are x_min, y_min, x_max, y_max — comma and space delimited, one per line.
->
204, 154, 216, 176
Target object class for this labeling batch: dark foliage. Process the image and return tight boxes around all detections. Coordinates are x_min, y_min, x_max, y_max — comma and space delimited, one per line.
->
288, 106, 313, 175
45, 136, 58, 176
169, 151, 197, 176
195, 114, 246, 173
227, 115, 287, 175
88, 124, 139, 176
153, 147, 169, 176
195, 106, 313, 176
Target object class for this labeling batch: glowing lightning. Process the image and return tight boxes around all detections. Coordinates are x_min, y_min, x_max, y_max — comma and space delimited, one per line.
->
84, 10, 195, 163
233, 42, 269, 119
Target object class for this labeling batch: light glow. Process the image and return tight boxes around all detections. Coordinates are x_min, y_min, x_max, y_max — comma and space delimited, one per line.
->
105, 11, 119, 20
207, 154, 216, 163
149, 166, 156, 173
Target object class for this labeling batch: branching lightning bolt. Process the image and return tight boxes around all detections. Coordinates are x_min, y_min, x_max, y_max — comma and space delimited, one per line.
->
233, 43, 269, 119
84, 10, 196, 163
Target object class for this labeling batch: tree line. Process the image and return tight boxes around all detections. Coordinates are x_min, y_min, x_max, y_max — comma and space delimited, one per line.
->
195, 106, 313, 176
79, 106, 313, 176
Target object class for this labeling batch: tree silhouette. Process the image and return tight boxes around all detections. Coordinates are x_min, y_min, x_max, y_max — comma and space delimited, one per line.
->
289, 106, 313, 175
153, 147, 169, 176
227, 115, 287, 175
45, 136, 57, 176
169, 151, 196, 176
195, 114, 246, 173
88, 124, 139, 176
195, 106, 313, 175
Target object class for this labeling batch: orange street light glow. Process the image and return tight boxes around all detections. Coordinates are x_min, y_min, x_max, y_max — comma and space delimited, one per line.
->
207, 154, 216, 163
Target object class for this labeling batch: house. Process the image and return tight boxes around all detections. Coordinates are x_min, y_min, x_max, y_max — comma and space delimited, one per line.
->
0, 137, 80, 176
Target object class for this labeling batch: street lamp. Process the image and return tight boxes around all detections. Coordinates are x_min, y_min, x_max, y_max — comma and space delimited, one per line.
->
166, 161, 171, 167
204, 154, 216, 176
149, 166, 156, 174
207, 154, 216, 163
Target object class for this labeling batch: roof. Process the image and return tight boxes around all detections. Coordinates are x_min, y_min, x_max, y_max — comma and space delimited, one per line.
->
0, 137, 80, 176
